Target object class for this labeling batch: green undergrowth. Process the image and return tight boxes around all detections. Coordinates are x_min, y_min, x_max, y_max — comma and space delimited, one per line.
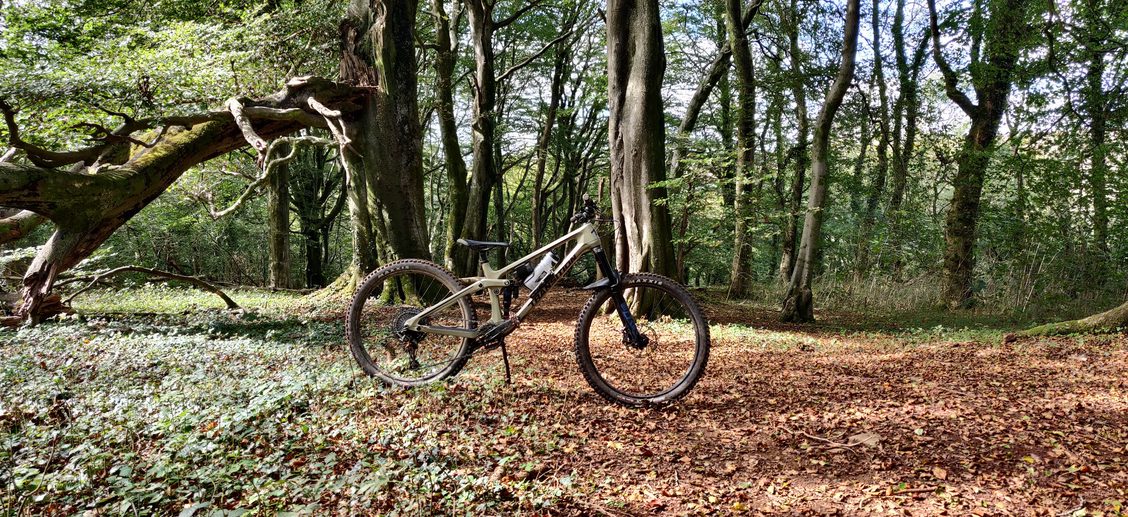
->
0, 303, 569, 515
1, 286, 1095, 515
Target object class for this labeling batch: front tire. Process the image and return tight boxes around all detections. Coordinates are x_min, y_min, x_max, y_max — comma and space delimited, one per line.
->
346, 259, 477, 387
574, 273, 710, 407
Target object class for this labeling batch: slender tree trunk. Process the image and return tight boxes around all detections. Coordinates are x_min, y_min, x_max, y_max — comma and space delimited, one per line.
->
267, 143, 291, 289
726, 0, 756, 298
533, 43, 569, 247
780, 0, 861, 323
886, 0, 928, 277
452, 0, 499, 276
433, 0, 470, 270
606, 0, 676, 276
1083, 0, 1109, 257
855, 0, 890, 279
778, 0, 809, 282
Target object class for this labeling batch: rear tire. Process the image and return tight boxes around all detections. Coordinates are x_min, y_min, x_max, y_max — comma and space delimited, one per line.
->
574, 273, 710, 407
346, 259, 477, 387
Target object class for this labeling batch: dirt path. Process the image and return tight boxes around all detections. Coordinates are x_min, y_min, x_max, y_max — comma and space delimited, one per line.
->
425, 291, 1128, 515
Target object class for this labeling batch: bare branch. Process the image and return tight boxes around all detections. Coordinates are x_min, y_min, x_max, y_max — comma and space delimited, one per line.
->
498, 28, 577, 84
495, 0, 545, 29
204, 135, 333, 219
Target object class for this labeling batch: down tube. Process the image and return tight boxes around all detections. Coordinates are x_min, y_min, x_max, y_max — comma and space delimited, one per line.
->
512, 241, 596, 319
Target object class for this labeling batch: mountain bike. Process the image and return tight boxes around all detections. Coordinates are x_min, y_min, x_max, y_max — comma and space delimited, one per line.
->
345, 195, 709, 406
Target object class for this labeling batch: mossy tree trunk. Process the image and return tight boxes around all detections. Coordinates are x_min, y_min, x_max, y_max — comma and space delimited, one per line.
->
927, 0, 1033, 309
1021, 300, 1128, 336
339, 0, 432, 286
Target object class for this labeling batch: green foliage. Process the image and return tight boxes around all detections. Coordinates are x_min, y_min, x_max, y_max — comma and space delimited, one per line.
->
1, 292, 567, 514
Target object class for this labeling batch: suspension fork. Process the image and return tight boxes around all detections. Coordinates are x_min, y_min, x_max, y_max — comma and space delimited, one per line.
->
592, 248, 648, 347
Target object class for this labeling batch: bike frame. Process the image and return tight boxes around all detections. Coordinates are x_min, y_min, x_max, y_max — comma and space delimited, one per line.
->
402, 222, 612, 339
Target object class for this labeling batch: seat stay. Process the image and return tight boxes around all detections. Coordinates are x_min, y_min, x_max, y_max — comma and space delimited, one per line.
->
402, 278, 509, 335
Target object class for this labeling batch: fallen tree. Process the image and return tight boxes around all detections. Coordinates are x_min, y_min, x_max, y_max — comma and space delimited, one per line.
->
0, 76, 367, 323
1017, 299, 1128, 337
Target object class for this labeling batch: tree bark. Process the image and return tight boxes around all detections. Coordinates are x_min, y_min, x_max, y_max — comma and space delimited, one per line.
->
778, 0, 809, 282
726, 0, 757, 298
0, 209, 46, 245
780, 0, 861, 323
606, 0, 676, 277
928, 0, 1031, 309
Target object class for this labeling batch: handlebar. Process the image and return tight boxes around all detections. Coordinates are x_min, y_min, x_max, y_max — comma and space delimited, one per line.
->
570, 194, 599, 225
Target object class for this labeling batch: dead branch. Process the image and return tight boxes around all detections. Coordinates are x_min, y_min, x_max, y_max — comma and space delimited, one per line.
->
783, 427, 865, 455
890, 486, 939, 496
225, 98, 269, 155
62, 266, 240, 309
203, 135, 332, 219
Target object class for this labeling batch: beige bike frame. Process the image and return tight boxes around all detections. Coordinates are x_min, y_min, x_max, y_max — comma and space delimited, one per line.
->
402, 222, 603, 339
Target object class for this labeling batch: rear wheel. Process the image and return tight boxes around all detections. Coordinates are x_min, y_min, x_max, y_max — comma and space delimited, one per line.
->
574, 273, 709, 407
346, 259, 476, 386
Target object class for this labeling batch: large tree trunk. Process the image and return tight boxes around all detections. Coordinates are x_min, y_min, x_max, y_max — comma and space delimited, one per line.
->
780, 0, 861, 323
778, 0, 809, 282
606, 0, 676, 276
0, 77, 364, 321
340, 0, 431, 268
726, 0, 756, 299
928, 0, 1030, 309
432, 0, 471, 270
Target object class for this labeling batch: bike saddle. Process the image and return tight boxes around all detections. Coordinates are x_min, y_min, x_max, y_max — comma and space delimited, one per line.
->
456, 238, 510, 252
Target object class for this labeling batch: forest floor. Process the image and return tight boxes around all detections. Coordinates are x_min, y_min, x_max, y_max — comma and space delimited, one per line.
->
1, 286, 1126, 516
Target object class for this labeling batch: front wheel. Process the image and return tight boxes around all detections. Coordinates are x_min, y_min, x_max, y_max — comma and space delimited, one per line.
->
574, 273, 710, 407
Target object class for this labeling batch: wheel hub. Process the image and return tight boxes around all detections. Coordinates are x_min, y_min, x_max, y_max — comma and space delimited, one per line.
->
392, 308, 424, 342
